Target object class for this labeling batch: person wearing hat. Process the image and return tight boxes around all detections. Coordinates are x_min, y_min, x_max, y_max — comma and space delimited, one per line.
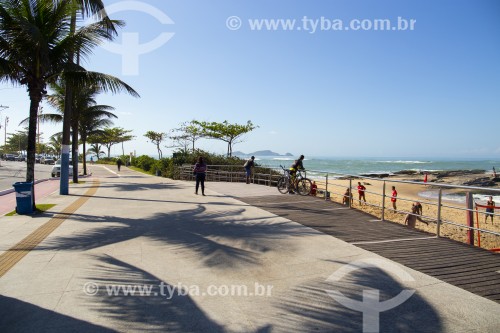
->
244, 156, 255, 184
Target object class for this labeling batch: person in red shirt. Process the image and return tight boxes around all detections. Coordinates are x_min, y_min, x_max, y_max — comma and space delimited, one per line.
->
310, 181, 317, 196
357, 182, 366, 205
391, 186, 397, 210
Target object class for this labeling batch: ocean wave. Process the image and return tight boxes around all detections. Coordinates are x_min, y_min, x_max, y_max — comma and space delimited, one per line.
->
419, 191, 500, 204
376, 160, 432, 164
418, 190, 466, 203
272, 157, 294, 161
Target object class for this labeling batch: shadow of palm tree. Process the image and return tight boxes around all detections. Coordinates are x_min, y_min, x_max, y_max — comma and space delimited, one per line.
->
83, 255, 228, 332
0, 294, 117, 332
39, 204, 315, 269
271, 261, 442, 332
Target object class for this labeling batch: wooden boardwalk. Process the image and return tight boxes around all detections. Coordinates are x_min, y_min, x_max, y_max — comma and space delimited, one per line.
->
239, 194, 500, 303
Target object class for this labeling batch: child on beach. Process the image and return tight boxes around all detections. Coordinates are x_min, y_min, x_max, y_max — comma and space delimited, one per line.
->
342, 188, 352, 206
391, 186, 397, 210
485, 196, 495, 224
404, 204, 418, 228
357, 182, 366, 205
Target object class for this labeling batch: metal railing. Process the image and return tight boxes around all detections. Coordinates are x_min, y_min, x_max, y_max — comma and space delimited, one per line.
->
174, 164, 500, 249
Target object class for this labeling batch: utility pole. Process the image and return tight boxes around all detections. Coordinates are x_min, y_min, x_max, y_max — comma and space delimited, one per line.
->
0, 106, 8, 166
4, 116, 8, 154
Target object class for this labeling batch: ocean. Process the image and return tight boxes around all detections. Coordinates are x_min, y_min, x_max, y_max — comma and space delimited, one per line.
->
252, 156, 500, 203
253, 156, 499, 176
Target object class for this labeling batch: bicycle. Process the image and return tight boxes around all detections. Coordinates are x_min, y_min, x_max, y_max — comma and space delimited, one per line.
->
276, 165, 312, 196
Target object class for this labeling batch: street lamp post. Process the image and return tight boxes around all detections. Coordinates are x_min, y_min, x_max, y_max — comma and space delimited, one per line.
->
0, 106, 9, 165
37, 106, 43, 153
4, 116, 8, 155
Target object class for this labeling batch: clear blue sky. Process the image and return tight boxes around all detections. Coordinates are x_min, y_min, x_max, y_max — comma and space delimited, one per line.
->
1, 0, 499, 158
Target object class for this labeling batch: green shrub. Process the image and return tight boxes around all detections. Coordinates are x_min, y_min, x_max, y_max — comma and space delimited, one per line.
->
135, 155, 156, 172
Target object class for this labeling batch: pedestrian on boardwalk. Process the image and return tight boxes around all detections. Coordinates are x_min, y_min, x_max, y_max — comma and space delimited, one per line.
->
90, 156, 94, 165
485, 196, 495, 224
116, 158, 123, 172
193, 156, 207, 196
244, 156, 255, 184
391, 186, 397, 210
357, 182, 366, 205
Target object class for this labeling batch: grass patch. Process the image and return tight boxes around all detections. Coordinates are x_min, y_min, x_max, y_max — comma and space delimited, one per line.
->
70, 181, 86, 184
5, 204, 56, 216
128, 166, 153, 175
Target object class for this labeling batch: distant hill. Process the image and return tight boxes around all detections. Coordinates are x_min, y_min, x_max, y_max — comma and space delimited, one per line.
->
233, 150, 293, 157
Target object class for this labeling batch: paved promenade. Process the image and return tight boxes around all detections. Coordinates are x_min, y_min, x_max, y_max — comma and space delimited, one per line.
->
0, 166, 499, 332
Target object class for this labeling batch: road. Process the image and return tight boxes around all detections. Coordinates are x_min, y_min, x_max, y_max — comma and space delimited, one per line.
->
0, 160, 58, 192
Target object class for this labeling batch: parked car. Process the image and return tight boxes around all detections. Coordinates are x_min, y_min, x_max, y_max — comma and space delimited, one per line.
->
35, 155, 43, 163
4, 154, 16, 161
15, 155, 26, 162
41, 156, 56, 165
51, 159, 74, 177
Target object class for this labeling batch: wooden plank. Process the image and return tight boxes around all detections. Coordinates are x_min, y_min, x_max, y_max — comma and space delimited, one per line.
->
239, 195, 500, 304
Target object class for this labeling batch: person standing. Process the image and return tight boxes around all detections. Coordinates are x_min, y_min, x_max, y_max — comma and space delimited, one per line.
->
90, 156, 94, 165
244, 156, 255, 184
391, 186, 398, 210
116, 158, 123, 172
357, 182, 366, 205
485, 196, 495, 224
193, 156, 207, 196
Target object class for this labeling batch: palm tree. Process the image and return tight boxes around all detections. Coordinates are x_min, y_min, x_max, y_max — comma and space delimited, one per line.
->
0, 0, 139, 206
48, 133, 63, 156
43, 82, 119, 180
79, 104, 116, 175
59, 0, 119, 193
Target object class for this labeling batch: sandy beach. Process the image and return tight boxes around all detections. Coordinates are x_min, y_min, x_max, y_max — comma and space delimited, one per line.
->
314, 172, 500, 250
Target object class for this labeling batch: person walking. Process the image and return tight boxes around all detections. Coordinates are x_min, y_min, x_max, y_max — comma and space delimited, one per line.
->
244, 156, 255, 184
193, 156, 207, 196
357, 182, 366, 205
485, 196, 495, 224
116, 158, 123, 172
391, 186, 398, 210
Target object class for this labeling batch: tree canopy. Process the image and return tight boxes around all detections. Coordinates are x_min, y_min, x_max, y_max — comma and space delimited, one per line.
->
193, 120, 258, 157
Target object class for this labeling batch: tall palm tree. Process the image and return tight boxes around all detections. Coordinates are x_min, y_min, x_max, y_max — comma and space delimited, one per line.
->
0, 0, 138, 206
27, 82, 119, 177
60, 0, 119, 194
79, 104, 116, 175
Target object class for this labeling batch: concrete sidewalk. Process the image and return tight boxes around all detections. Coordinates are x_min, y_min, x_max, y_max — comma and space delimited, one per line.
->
0, 166, 499, 332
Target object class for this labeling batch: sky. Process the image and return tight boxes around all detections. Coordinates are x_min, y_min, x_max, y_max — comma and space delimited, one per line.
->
1, 0, 499, 159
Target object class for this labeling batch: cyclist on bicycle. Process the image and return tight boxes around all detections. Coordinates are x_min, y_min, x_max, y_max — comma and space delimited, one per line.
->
289, 155, 305, 192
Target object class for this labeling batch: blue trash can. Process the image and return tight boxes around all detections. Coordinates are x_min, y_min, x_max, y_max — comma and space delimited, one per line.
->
13, 182, 34, 214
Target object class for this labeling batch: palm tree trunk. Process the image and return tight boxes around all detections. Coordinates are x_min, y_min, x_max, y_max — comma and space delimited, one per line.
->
60, 9, 77, 195
27, 93, 41, 208
82, 139, 87, 175
71, 121, 79, 183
